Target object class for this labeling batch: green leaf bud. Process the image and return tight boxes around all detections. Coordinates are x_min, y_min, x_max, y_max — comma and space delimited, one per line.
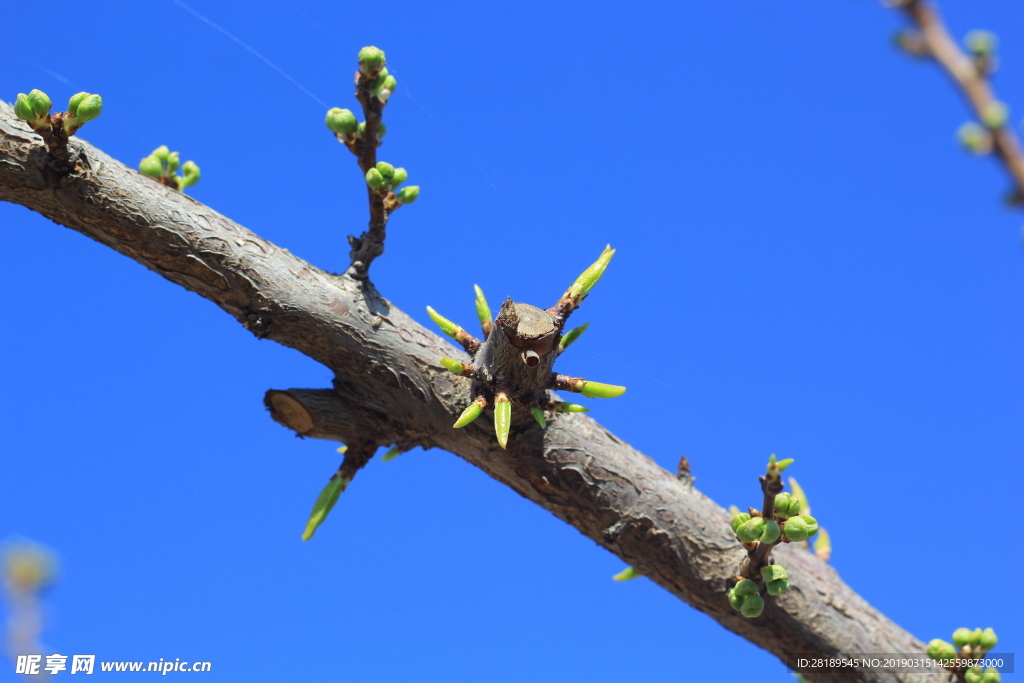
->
774, 492, 802, 519
766, 579, 789, 596
578, 380, 626, 399
152, 145, 170, 163
727, 587, 745, 611
740, 594, 765, 618
981, 101, 1008, 129
366, 167, 387, 190
374, 74, 397, 103
760, 519, 781, 544
301, 475, 348, 541
965, 30, 998, 56
551, 402, 589, 413
425, 306, 459, 338
73, 93, 102, 124
377, 122, 387, 138
736, 517, 766, 544
325, 107, 358, 135
981, 666, 1002, 683
166, 151, 180, 173
396, 186, 420, 204
375, 161, 395, 179
67, 91, 89, 118
390, 167, 408, 188
453, 400, 484, 428
965, 668, 983, 683
439, 357, 466, 376
953, 627, 975, 649
494, 393, 511, 449
927, 639, 957, 659
531, 406, 547, 429
558, 323, 589, 353
730, 511, 752, 534
782, 515, 818, 543
139, 155, 163, 179
761, 564, 789, 582
14, 94, 35, 122
733, 578, 758, 597
957, 122, 991, 153
979, 628, 998, 651
569, 244, 615, 298
180, 160, 201, 187
356, 120, 387, 139
358, 46, 386, 75
613, 566, 642, 582
27, 89, 52, 118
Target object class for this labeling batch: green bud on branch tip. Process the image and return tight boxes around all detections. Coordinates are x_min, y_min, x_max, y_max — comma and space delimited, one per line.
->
14, 94, 35, 122
153, 146, 170, 163
390, 167, 408, 188
396, 186, 420, 204
73, 94, 103, 124
439, 357, 468, 376
376, 161, 395, 179
773, 492, 801, 519
426, 306, 460, 338
730, 511, 751, 534
569, 245, 615, 299
358, 46, 386, 76
728, 588, 745, 611
736, 517, 765, 544
180, 161, 201, 188
366, 168, 387, 190
953, 628, 974, 649
740, 594, 764, 618
980, 628, 998, 650
552, 402, 589, 413
767, 454, 794, 476
766, 579, 789, 595
374, 74, 397, 103
761, 565, 789, 582
67, 92, 88, 118
494, 393, 511, 449
301, 475, 348, 541
139, 155, 163, 179
474, 284, 492, 326
760, 519, 781, 544
166, 152, 180, 173
453, 397, 487, 429
558, 323, 589, 353
981, 102, 1008, 129
927, 639, 957, 659
325, 107, 358, 135
782, 515, 818, 543
573, 379, 626, 399
613, 567, 641, 582
531, 406, 546, 429
734, 579, 758, 597
28, 89, 52, 118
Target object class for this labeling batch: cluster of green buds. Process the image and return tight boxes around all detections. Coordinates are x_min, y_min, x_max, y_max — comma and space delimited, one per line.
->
726, 564, 792, 618
365, 160, 420, 208
358, 46, 396, 103
138, 146, 200, 193
14, 89, 102, 136
927, 628, 1000, 680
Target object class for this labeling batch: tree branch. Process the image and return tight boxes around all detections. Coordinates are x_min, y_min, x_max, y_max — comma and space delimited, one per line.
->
0, 100, 936, 682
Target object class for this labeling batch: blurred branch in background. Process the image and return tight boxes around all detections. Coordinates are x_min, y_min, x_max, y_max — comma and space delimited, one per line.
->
2, 538, 57, 678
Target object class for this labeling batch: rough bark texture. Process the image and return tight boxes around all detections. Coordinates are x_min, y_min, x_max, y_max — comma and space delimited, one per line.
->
0, 100, 940, 682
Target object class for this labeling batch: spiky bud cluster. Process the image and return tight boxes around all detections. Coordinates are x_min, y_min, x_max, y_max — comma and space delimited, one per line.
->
138, 146, 201, 193
428, 246, 625, 449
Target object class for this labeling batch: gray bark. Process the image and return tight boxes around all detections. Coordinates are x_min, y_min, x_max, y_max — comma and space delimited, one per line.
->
0, 100, 941, 682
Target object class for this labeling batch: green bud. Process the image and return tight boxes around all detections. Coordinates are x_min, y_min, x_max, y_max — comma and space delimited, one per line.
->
325, 107, 358, 135
979, 628, 998, 650
766, 579, 789, 596
73, 93, 102, 124
396, 186, 420, 204
374, 74, 397, 102
613, 566, 642, 582
578, 380, 626, 399
965, 30, 998, 56
439, 357, 466, 375
551, 402, 589, 413
953, 627, 975, 649
782, 515, 818, 543
730, 511, 752, 534
767, 453, 794, 476
494, 393, 511, 449
736, 517, 766, 544
966, 668, 983, 683
761, 564, 789, 582
27, 89, 52, 118
390, 167, 408, 188
356, 120, 387, 139
67, 92, 89, 118
927, 639, 957, 659
971, 628, 984, 645
981, 666, 1002, 683
166, 151, 180, 173
425, 306, 460, 338
453, 399, 484, 428
760, 519, 781, 544
531, 406, 546, 429
473, 284, 492, 328
569, 244, 615, 298
152, 145, 170, 163
375, 161, 395, 179
14, 94, 35, 122
558, 323, 589, 353
366, 167, 387, 190
981, 101, 1008, 129
774, 492, 802, 519
180, 160, 201, 187
733, 578, 758, 597
740, 594, 765, 618
958, 122, 992, 154
139, 155, 163, 179
381, 446, 403, 462
301, 475, 348, 541
358, 46, 386, 75
727, 587, 745, 611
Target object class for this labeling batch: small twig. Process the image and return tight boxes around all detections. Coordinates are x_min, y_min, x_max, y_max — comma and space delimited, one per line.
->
338, 441, 376, 482
743, 474, 784, 578
346, 69, 388, 279
894, 0, 1024, 202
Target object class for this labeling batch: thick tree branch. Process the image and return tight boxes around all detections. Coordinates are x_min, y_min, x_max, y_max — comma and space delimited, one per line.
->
0, 101, 936, 682
894, 0, 1024, 200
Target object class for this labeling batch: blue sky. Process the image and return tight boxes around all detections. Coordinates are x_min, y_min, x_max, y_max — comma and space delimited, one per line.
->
1, 1, 1022, 680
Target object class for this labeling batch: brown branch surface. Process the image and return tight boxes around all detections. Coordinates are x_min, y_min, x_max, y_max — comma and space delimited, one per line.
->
0, 101, 938, 682
896, 0, 1024, 199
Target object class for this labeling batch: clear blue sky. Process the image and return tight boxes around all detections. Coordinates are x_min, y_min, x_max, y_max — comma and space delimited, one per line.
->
1, 1, 1022, 680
